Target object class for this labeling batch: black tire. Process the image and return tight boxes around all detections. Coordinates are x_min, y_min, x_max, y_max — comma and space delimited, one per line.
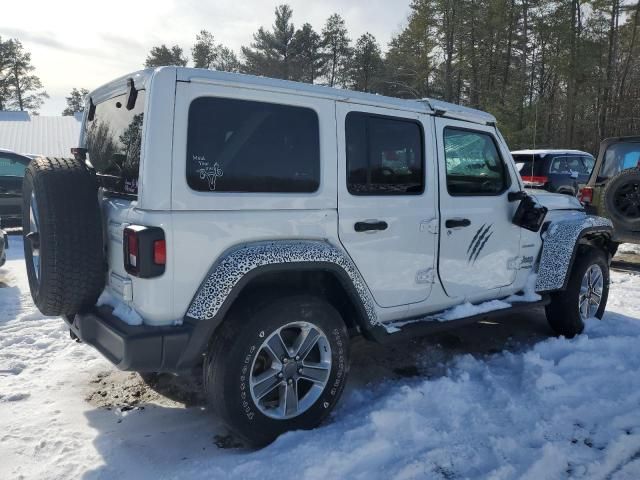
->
601, 169, 640, 231
22, 157, 105, 316
545, 248, 609, 338
204, 295, 350, 447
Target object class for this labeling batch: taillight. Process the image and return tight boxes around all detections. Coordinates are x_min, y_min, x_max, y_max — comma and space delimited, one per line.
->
153, 240, 166, 265
127, 230, 139, 268
123, 226, 165, 278
578, 186, 594, 205
521, 175, 549, 187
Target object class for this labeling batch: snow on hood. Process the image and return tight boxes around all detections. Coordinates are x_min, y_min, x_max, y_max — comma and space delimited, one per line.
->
525, 189, 584, 211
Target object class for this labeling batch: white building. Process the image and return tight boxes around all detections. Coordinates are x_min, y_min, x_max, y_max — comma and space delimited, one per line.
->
0, 111, 81, 157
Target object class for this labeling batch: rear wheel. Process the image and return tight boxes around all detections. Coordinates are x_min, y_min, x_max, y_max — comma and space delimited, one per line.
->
601, 169, 640, 231
204, 295, 349, 446
22, 157, 105, 316
545, 248, 609, 337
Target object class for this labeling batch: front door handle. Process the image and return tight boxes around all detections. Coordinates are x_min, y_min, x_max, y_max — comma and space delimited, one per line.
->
445, 218, 471, 228
354, 220, 388, 232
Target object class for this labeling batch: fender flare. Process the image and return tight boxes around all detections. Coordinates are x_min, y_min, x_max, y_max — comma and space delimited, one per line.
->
535, 216, 613, 293
185, 240, 378, 325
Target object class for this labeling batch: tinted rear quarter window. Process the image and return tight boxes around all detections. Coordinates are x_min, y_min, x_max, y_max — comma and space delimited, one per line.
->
186, 97, 320, 193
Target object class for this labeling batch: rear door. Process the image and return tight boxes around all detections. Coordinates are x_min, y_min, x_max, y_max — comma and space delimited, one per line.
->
336, 103, 438, 308
435, 118, 521, 299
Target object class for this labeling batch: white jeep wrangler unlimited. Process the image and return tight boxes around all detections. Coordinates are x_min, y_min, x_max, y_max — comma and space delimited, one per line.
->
23, 67, 615, 446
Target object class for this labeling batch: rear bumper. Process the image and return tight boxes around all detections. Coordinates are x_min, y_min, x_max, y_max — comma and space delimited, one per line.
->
67, 307, 196, 372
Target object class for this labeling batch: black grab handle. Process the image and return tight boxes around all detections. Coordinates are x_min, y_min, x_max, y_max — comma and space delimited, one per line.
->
445, 218, 471, 228
354, 221, 388, 232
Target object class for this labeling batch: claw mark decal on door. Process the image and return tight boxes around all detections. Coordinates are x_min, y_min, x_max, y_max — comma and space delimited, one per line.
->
467, 224, 493, 264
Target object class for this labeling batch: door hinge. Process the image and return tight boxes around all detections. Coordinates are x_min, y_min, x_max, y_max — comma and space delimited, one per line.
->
420, 219, 439, 234
416, 268, 435, 284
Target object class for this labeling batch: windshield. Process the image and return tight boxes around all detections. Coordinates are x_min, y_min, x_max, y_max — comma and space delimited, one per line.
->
85, 90, 145, 196
598, 142, 640, 181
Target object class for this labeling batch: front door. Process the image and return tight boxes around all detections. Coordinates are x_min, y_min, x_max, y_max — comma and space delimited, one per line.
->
435, 118, 521, 299
336, 103, 438, 308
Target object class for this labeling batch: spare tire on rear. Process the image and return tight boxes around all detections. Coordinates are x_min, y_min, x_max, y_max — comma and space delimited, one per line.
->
22, 157, 105, 316
601, 168, 640, 231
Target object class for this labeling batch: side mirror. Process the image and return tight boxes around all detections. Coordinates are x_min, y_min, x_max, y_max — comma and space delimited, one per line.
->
508, 191, 527, 202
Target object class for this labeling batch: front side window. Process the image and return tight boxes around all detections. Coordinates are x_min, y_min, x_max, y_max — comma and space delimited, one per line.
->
581, 156, 595, 174
85, 91, 145, 196
186, 97, 320, 193
0, 154, 28, 177
444, 128, 509, 196
346, 112, 424, 195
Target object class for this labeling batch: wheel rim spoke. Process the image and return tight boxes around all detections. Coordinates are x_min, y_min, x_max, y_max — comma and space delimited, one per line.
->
299, 362, 330, 384
293, 327, 320, 361
282, 381, 299, 417
252, 369, 282, 399
265, 332, 289, 362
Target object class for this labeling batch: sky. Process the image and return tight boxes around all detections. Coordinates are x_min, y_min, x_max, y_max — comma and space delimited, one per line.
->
0, 0, 412, 116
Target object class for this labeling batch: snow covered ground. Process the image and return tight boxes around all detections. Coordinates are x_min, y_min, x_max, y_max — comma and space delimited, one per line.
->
2, 235, 640, 480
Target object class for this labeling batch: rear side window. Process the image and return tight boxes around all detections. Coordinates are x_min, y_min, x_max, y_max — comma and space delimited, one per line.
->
346, 112, 424, 195
550, 156, 589, 174
0, 154, 28, 177
444, 128, 509, 196
86, 91, 145, 196
186, 97, 320, 193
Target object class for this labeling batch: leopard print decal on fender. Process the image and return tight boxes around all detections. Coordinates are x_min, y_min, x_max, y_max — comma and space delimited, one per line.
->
186, 240, 379, 325
535, 216, 612, 293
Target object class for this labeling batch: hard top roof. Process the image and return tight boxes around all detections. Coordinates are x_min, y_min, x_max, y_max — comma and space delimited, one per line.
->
89, 67, 497, 126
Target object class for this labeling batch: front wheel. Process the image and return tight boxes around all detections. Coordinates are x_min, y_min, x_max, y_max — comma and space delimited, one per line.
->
545, 248, 610, 337
204, 295, 350, 446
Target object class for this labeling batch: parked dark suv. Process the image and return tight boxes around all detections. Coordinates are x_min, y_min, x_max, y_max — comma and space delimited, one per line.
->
0, 149, 31, 227
511, 149, 595, 195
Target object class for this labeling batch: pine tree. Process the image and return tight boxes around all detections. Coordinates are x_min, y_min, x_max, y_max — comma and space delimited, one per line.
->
62, 88, 89, 116
3, 39, 48, 113
321, 14, 352, 87
192, 30, 217, 69
0, 37, 13, 110
291, 23, 325, 83
191, 30, 241, 72
144, 44, 188, 68
348, 33, 383, 93
241, 4, 297, 79
212, 46, 241, 72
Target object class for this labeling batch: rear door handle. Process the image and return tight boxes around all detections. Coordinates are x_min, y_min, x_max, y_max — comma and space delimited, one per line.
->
354, 220, 388, 232
445, 218, 471, 228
